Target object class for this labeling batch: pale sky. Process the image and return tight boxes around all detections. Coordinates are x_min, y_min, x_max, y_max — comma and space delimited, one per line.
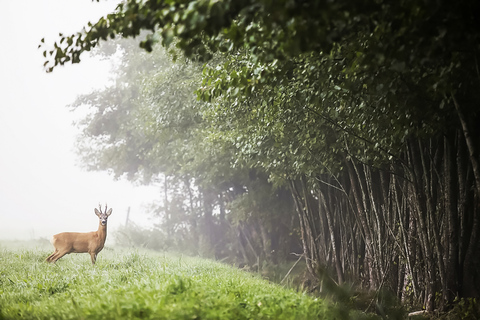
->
0, 0, 159, 241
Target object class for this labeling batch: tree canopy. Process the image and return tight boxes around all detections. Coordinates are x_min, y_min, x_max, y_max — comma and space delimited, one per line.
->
44, 0, 480, 176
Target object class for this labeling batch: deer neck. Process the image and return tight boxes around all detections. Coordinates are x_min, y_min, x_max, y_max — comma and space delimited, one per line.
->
97, 222, 107, 241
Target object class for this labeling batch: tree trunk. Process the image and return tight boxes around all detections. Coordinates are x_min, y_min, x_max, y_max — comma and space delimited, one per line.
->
444, 135, 460, 304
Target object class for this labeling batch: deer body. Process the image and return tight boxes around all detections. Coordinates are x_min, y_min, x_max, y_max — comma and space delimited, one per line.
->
46, 205, 112, 265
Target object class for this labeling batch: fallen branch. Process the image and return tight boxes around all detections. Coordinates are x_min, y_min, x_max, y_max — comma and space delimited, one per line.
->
280, 253, 304, 285
408, 310, 426, 318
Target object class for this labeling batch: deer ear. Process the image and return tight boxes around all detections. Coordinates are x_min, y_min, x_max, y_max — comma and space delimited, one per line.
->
94, 208, 101, 217
106, 208, 113, 216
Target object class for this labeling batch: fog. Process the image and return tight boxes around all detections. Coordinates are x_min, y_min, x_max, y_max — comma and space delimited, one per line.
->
0, 1, 158, 241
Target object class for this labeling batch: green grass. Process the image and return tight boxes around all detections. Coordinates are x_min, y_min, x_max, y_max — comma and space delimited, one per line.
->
0, 246, 349, 320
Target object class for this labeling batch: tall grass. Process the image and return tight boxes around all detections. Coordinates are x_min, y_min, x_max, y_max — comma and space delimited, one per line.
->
0, 247, 352, 320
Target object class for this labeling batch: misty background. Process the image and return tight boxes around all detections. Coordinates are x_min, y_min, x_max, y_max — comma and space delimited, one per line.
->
1, 1, 479, 316
0, 0, 158, 240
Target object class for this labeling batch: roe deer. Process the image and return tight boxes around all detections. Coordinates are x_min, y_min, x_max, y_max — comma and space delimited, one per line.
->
46, 204, 112, 265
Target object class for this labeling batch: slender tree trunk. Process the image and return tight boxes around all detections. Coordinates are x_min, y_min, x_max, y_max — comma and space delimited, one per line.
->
290, 179, 316, 276
320, 189, 345, 284
419, 139, 446, 309
407, 141, 436, 311
348, 161, 377, 288
444, 135, 460, 304
452, 94, 480, 200
451, 95, 480, 297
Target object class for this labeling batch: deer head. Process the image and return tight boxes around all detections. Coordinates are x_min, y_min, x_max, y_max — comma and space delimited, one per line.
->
95, 204, 113, 226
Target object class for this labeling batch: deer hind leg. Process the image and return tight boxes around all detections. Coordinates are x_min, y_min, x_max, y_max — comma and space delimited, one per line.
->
46, 249, 59, 263
49, 250, 69, 263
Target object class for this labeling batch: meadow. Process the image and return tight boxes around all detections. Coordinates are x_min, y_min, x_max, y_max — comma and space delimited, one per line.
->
0, 244, 354, 320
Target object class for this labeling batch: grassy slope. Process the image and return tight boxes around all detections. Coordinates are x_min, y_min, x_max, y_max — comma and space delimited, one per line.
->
0, 247, 349, 320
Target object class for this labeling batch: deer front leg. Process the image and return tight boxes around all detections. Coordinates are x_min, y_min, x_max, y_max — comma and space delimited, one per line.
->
90, 252, 97, 265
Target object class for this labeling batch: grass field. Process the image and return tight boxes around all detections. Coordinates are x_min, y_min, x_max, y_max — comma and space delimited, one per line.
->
0, 245, 355, 320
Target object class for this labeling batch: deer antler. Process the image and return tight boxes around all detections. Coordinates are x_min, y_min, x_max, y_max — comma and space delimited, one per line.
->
104, 204, 108, 213
98, 203, 103, 214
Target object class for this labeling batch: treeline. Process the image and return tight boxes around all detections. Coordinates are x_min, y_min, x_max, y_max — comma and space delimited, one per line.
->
73, 41, 301, 271
50, 0, 480, 312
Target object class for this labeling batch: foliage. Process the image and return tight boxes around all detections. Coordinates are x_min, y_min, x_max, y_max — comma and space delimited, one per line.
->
45, 1, 480, 159
51, 0, 479, 185
445, 298, 480, 320
43, 1, 480, 134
